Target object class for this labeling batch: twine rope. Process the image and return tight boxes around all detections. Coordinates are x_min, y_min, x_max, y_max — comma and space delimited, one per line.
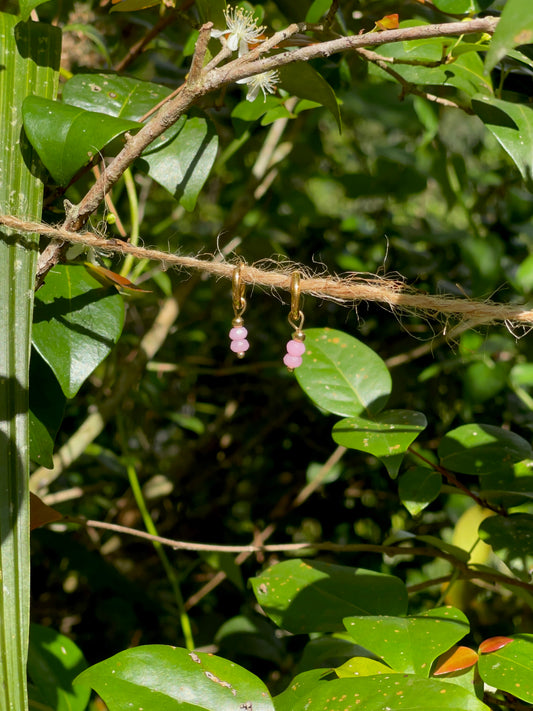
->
3, 213, 533, 329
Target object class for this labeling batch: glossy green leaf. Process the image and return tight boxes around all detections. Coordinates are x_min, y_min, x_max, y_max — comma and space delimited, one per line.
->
335, 657, 394, 677
137, 115, 219, 211
344, 608, 470, 676
22, 96, 140, 185
29, 350, 65, 469
472, 96, 533, 186
289, 675, 489, 711
63, 73, 171, 121
62, 73, 179, 152
298, 635, 375, 672
215, 615, 284, 665
0, 14, 60, 711
32, 265, 125, 398
371, 22, 492, 97
478, 513, 533, 561
432, 0, 493, 11
485, 0, 533, 73
250, 559, 408, 634
399, 466, 442, 516
332, 409, 427, 478
477, 635, 533, 703
75, 645, 275, 711
278, 63, 341, 131
438, 423, 532, 475
28, 623, 89, 711
232, 95, 284, 123
273, 669, 329, 711
295, 328, 391, 418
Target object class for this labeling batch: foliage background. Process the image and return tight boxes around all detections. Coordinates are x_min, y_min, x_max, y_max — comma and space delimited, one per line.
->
13, 0, 533, 703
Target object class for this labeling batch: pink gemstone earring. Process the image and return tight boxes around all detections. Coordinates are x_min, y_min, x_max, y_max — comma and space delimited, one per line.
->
283, 271, 306, 372
229, 261, 250, 359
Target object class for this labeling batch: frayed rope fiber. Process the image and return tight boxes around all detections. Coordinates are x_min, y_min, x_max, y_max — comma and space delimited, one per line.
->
3, 213, 533, 329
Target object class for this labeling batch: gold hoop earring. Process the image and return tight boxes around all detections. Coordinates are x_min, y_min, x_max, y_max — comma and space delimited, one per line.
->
283, 271, 306, 371
229, 262, 249, 359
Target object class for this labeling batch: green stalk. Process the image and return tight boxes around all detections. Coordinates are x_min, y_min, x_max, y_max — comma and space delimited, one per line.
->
126, 462, 195, 650
0, 14, 60, 710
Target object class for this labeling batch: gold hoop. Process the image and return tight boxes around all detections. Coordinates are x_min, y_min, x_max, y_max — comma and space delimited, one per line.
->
232, 262, 246, 318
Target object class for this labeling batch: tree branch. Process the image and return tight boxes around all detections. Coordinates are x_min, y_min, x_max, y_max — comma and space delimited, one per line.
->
35, 15, 499, 285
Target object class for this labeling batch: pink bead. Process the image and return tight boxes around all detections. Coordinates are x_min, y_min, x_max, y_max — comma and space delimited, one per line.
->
230, 326, 248, 340
231, 339, 249, 353
287, 339, 306, 356
283, 353, 302, 369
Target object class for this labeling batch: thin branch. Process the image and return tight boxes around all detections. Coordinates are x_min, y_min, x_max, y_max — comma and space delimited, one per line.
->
34, 15, 499, 284
188, 22, 213, 85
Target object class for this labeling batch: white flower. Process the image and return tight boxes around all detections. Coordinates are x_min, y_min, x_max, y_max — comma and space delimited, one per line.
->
211, 6, 265, 56
237, 69, 279, 102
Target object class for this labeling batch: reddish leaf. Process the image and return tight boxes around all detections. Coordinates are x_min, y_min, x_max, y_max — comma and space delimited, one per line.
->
432, 645, 479, 676
375, 14, 399, 31
479, 637, 514, 654
84, 262, 151, 294
30, 492, 63, 531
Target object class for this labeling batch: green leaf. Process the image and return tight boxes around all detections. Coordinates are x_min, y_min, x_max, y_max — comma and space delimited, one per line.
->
137, 115, 219, 211
278, 62, 341, 131
19, 0, 52, 20
399, 466, 442, 516
305, 0, 333, 23
477, 635, 533, 703
75, 645, 275, 711
295, 328, 392, 418
335, 657, 394, 677
22, 96, 140, 185
289, 675, 489, 710
32, 265, 125, 398
432, 0, 494, 11
344, 608, 470, 676
370, 23, 492, 97
250, 559, 408, 634
110, 0, 160, 11
332, 409, 427, 478
472, 96, 533, 186
485, 0, 533, 73
438, 423, 532, 475
298, 636, 375, 672
273, 669, 329, 711
29, 351, 65, 468
215, 615, 284, 665
0, 13, 60, 711
63, 73, 171, 121
478, 513, 533, 562
28, 623, 90, 711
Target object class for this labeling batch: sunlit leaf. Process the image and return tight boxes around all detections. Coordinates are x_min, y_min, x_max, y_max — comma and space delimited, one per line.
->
478, 636, 513, 654
375, 14, 399, 31
250, 559, 408, 634
84, 263, 151, 294
477, 635, 533, 704
399, 466, 441, 515
332, 409, 427, 478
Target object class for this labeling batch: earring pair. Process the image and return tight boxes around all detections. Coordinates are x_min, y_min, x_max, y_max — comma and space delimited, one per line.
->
229, 263, 306, 371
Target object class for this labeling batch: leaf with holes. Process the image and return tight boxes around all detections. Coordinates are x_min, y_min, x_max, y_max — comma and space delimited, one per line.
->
332, 410, 427, 479
477, 635, 533, 704
295, 328, 391, 418
438, 424, 532, 476
344, 607, 470, 677
32, 265, 125, 398
250, 559, 407, 634
75, 645, 275, 711
23, 96, 140, 185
